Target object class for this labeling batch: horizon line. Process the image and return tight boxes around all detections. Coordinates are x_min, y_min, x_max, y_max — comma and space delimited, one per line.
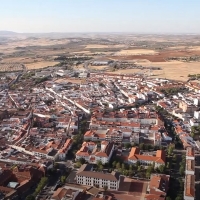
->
1, 30, 200, 35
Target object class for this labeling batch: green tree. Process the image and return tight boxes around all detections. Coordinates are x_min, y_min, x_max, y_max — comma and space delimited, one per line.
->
166, 162, 170, 169
116, 162, 121, 169
172, 154, 177, 162
34, 177, 48, 196
125, 143, 131, 149
146, 165, 153, 178
121, 163, 125, 170
166, 197, 172, 200
97, 160, 102, 167
146, 171, 151, 179
137, 165, 142, 172
179, 166, 185, 176
167, 145, 174, 156
158, 165, 165, 173
26, 195, 35, 200
112, 161, 117, 168
79, 158, 85, 164
60, 176, 66, 184
99, 165, 104, 171
103, 185, 108, 193
175, 196, 183, 200
139, 143, 144, 150
136, 161, 140, 168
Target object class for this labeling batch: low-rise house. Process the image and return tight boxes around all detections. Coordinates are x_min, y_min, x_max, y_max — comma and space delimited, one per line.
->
52, 188, 80, 200
84, 130, 107, 141
145, 174, 170, 200
57, 139, 72, 160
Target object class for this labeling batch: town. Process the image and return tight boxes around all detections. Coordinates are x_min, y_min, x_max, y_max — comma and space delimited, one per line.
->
0, 63, 199, 200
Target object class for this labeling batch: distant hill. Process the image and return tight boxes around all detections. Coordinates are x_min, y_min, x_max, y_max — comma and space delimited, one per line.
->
0, 31, 20, 37
0, 30, 18, 34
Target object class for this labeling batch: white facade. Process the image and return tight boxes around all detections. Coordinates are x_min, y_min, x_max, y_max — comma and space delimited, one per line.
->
76, 175, 119, 190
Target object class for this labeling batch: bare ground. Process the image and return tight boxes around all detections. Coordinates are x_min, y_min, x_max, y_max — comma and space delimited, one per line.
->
25, 61, 59, 69
111, 61, 200, 81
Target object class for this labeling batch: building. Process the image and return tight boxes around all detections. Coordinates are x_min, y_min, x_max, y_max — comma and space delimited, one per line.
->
76, 141, 114, 164
57, 139, 72, 160
76, 164, 120, 190
184, 175, 195, 200
184, 147, 195, 200
128, 147, 166, 167
145, 174, 170, 200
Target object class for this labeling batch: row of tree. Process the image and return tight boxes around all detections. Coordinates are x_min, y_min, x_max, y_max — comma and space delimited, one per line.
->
26, 177, 48, 200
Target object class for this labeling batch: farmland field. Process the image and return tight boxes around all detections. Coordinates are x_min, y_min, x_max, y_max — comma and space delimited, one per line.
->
110, 61, 200, 81
114, 49, 157, 56
25, 61, 59, 69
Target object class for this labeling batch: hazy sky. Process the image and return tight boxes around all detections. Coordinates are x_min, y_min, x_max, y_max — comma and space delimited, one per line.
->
0, 0, 200, 33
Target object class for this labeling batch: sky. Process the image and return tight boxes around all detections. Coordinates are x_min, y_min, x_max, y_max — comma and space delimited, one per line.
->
0, 0, 200, 33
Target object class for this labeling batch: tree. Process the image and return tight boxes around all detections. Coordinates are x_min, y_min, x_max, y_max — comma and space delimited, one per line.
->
103, 185, 108, 193
79, 158, 85, 164
175, 196, 183, 200
125, 143, 131, 149
60, 176, 66, 184
112, 161, 117, 168
146, 171, 151, 179
152, 162, 155, 169
158, 165, 165, 173
167, 145, 174, 156
53, 163, 59, 170
172, 154, 177, 162
139, 143, 144, 150
116, 162, 121, 169
146, 165, 153, 178
137, 165, 142, 172
166, 162, 170, 169
136, 161, 140, 168
97, 160, 102, 167
99, 165, 104, 171
34, 177, 48, 196
26, 195, 35, 200
166, 197, 172, 200
179, 166, 185, 176
121, 163, 125, 170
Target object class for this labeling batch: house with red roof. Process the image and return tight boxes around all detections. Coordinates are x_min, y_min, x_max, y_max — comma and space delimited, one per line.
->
128, 147, 166, 167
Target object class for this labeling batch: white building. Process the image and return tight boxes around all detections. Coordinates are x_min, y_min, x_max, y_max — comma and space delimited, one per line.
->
76, 141, 114, 164
76, 164, 120, 190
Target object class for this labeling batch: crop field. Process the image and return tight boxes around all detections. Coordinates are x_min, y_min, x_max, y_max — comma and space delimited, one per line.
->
109, 49, 200, 62
25, 61, 59, 69
114, 49, 157, 56
55, 78, 83, 84
0, 63, 25, 71
1, 57, 44, 63
6, 38, 70, 48
89, 65, 109, 70
85, 44, 109, 49
110, 61, 200, 81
